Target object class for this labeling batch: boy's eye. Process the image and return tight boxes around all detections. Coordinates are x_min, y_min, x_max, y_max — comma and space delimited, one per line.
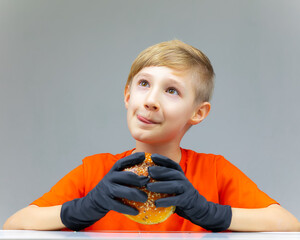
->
138, 80, 149, 87
166, 88, 179, 95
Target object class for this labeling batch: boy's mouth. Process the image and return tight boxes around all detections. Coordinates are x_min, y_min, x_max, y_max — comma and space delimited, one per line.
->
137, 115, 158, 124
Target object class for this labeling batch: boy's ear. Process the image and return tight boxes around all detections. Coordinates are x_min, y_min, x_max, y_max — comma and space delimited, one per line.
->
124, 86, 130, 109
190, 102, 211, 125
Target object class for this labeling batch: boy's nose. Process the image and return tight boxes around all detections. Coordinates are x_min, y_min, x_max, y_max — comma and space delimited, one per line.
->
144, 91, 160, 112
144, 102, 159, 111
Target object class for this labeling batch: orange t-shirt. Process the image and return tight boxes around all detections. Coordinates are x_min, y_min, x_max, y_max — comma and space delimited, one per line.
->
31, 148, 278, 231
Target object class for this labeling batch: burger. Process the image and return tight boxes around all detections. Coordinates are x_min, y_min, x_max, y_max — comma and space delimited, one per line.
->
121, 153, 175, 224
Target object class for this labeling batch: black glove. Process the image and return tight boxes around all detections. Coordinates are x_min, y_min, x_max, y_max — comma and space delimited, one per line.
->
146, 154, 232, 232
61, 152, 149, 231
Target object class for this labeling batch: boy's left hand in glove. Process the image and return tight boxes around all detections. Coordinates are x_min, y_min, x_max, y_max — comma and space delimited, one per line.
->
146, 154, 232, 232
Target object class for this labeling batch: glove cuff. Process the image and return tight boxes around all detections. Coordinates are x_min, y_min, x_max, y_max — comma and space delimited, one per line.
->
181, 194, 232, 232
61, 197, 107, 231
199, 202, 232, 232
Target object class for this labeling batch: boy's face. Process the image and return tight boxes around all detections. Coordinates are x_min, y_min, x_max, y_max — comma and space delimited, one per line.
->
124, 66, 209, 145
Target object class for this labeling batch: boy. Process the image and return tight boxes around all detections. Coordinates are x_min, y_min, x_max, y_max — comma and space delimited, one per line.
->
3, 40, 300, 232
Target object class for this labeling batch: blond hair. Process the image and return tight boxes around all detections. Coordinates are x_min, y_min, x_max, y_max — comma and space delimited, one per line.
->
126, 40, 215, 103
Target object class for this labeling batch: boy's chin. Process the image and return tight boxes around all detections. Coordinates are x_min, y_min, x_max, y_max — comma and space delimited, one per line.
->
129, 127, 179, 145
132, 135, 172, 146
132, 134, 161, 145
133, 137, 157, 145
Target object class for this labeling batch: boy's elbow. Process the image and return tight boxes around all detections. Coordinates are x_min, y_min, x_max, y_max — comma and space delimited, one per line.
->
282, 218, 300, 232
269, 204, 300, 232
277, 219, 300, 232
3, 215, 31, 230
3, 220, 11, 230
3, 216, 24, 230
293, 222, 300, 232
3, 205, 40, 230
297, 223, 300, 232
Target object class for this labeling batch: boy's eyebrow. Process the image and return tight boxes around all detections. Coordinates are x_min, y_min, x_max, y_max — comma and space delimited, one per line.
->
135, 72, 152, 79
166, 78, 185, 88
135, 73, 186, 88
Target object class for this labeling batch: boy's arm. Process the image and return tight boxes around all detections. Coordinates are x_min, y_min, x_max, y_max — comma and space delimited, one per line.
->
4, 153, 149, 231
3, 205, 65, 230
148, 154, 300, 232
229, 204, 300, 232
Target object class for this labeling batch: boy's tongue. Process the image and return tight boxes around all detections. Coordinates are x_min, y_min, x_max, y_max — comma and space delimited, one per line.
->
137, 115, 157, 124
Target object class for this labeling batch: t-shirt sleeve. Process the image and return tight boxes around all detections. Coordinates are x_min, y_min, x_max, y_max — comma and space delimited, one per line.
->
30, 163, 85, 207
215, 155, 278, 208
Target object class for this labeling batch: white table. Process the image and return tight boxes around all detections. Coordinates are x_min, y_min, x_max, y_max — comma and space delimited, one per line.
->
0, 231, 300, 240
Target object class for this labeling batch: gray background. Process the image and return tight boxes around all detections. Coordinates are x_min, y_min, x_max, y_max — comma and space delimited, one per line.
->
1, 0, 299, 227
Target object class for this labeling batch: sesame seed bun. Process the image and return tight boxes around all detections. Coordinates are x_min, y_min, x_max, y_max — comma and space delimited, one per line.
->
122, 153, 175, 224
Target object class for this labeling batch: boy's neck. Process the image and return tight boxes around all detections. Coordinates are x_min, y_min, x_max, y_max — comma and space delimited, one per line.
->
134, 141, 182, 163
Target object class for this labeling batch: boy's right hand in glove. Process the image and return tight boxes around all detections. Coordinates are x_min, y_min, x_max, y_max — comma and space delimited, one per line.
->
60, 152, 149, 231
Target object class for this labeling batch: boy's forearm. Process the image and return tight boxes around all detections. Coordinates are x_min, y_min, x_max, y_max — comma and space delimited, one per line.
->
228, 204, 300, 232
3, 205, 65, 230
